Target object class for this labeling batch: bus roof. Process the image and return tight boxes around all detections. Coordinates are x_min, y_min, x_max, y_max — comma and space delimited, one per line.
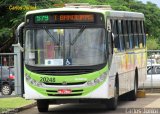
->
26, 7, 144, 19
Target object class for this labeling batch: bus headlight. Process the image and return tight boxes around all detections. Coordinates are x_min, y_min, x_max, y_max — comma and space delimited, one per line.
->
30, 80, 36, 85
94, 78, 100, 84
86, 73, 107, 86
87, 81, 94, 86
25, 74, 44, 87
36, 82, 44, 87
25, 74, 31, 81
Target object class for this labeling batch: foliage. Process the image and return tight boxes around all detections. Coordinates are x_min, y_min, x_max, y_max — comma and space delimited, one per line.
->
0, 28, 12, 44
146, 36, 160, 50
0, 0, 29, 51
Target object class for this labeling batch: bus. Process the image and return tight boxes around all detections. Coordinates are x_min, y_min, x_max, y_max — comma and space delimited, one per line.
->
16, 3, 147, 112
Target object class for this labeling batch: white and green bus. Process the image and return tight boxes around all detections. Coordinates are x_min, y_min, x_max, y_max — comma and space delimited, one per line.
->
17, 4, 147, 112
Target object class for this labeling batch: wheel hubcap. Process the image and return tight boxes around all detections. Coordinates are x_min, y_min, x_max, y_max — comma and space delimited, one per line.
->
2, 86, 10, 95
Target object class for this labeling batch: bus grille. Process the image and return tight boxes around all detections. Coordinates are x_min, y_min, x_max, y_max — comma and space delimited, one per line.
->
47, 93, 82, 96
36, 69, 93, 75
25, 63, 106, 76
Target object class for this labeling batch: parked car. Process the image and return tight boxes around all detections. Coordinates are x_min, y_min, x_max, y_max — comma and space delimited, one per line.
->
147, 59, 157, 65
0, 66, 15, 95
142, 64, 160, 88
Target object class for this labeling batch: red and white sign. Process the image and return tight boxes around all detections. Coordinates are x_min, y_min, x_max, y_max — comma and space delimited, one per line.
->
58, 89, 72, 94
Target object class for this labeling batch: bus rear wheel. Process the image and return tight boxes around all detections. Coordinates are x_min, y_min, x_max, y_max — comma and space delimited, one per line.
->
37, 100, 49, 112
128, 77, 137, 101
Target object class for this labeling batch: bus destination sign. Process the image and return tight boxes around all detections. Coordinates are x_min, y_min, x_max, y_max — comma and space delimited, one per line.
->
35, 15, 49, 23
34, 14, 95, 24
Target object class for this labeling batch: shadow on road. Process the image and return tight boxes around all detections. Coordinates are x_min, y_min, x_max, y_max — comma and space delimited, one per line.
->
46, 103, 124, 114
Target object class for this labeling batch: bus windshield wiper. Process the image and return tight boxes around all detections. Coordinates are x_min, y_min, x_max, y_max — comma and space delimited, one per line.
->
44, 29, 59, 45
71, 26, 86, 45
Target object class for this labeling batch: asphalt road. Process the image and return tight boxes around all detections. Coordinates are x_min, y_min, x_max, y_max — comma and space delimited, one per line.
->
18, 93, 160, 114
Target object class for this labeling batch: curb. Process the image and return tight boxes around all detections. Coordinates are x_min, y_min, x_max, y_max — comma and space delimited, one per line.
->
17, 102, 37, 112
1, 102, 36, 114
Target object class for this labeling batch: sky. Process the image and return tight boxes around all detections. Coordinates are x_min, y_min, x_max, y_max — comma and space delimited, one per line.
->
139, 0, 160, 7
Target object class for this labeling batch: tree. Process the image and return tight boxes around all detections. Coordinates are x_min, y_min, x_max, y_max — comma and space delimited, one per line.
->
0, 0, 54, 52
146, 36, 159, 50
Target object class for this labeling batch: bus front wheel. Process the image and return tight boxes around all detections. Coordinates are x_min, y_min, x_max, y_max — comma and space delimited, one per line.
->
106, 81, 119, 110
37, 100, 49, 112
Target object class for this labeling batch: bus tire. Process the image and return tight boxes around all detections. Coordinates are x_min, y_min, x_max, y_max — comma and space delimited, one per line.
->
128, 72, 138, 101
107, 78, 119, 110
37, 100, 49, 112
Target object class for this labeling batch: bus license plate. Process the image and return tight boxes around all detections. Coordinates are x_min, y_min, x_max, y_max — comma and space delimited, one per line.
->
58, 89, 72, 94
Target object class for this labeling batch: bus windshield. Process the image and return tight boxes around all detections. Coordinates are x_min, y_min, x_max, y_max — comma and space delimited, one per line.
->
24, 28, 106, 66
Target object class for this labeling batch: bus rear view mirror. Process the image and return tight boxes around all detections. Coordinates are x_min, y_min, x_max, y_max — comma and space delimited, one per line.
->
16, 22, 25, 48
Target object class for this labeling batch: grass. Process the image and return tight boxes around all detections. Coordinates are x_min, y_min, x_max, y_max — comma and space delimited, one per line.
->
0, 97, 35, 110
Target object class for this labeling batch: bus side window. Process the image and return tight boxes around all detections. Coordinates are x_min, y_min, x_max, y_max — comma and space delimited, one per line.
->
133, 21, 139, 48
131, 20, 135, 48
137, 21, 143, 48
111, 19, 120, 52
118, 20, 125, 51
128, 20, 134, 49
122, 20, 130, 50
141, 21, 146, 47
107, 19, 113, 67
107, 19, 113, 55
